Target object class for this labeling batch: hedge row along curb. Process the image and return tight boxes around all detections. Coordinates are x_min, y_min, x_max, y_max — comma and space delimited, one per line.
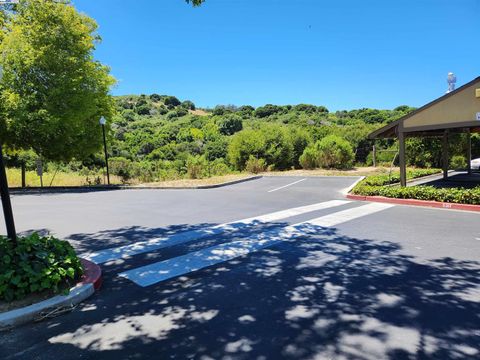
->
0, 259, 102, 329
346, 194, 480, 212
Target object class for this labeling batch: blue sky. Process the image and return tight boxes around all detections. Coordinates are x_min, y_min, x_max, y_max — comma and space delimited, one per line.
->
74, 0, 479, 110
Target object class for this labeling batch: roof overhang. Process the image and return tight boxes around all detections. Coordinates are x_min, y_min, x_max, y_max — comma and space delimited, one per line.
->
369, 76, 480, 139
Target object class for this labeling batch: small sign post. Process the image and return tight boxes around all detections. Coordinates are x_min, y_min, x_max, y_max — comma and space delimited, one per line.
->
36, 159, 43, 187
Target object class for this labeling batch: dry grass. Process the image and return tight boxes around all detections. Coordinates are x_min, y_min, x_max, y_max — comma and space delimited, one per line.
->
189, 109, 209, 116
261, 166, 397, 177
6, 168, 123, 187
138, 173, 252, 188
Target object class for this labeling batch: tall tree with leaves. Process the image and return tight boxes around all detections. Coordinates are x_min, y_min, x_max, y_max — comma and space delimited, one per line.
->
0, 0, 115, 161
186, 0, 205, 6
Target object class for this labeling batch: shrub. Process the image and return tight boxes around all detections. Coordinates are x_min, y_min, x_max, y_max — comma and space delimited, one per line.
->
255, 104, 283, 118
260, 124, 294, 170
352, 184, 480, 205
150, 93, 162, 102
450, 155, 467, 170
289, 128, 311, 169
218, 116, 243, 136
109, 157, 135, 183
294, 104, 317, 113
209, 158, 231, 176
228, 129, 265, 170
136, 104, 151, 115
205, 137, 228, 161
0, 233, 83, 302
164, 96, 181, 107
245, 156, 266, 174
181, 100, 196, 110
299, 146, 318, 169
315, 135, 354, 169
186, 155, 209, 179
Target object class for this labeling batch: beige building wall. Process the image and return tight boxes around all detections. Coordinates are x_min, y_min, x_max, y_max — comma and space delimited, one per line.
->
403, 81, 480, 129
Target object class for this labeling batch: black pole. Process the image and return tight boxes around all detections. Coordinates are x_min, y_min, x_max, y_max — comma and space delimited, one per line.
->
0, 144, 16, 244
102, 124, 110, 185
21, 162, 26, 188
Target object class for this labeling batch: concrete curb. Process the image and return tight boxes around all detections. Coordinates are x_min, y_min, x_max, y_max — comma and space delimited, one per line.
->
0, 259, 102, 329
340, 176, 366, 196
346, 194, 480, 212
9, 176, 262, 194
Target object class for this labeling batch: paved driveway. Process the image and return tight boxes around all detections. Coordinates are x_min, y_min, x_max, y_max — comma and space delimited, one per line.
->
1, 177, 479, 359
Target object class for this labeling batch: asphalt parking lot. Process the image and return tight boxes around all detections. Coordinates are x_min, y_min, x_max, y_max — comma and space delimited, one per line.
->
1, 176, 479, 359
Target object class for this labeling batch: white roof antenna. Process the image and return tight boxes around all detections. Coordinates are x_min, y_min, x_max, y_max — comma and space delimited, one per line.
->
446, 72, 456, 94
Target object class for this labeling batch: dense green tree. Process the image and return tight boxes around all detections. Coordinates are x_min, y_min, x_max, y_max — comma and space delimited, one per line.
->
218, 115, 243, 136
150, 93, 162, 102
0, 0, 115, 161
228, 130, 265, 170
164, 96, 181, 108
181, 100, 196, 110
255, 104, 283, 118
186, 0, 205, 6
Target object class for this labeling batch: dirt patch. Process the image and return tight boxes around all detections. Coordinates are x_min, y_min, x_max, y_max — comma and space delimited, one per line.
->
189, 109, 210, 116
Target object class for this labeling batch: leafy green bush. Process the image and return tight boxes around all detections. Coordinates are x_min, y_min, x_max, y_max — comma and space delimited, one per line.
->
109, 157, 135, 183
228, 129, 266, 170
299, 146, 318, 169
450, 155, 467, 170
360, 169, 440, 187
245, 156, 266, 174
299, 135, 354, 170
218, 116, 243, 136
186, 155, 209, 179
0, 233, 83, 302
316, 135, 354, 169
164, 96, 181, 107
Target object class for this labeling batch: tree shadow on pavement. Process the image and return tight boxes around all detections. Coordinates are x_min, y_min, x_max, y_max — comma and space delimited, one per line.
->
3, 224, 480, 360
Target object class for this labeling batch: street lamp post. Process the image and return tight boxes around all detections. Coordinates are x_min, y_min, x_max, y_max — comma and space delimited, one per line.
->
0, 65, 17, 243
99, 116, 110, 185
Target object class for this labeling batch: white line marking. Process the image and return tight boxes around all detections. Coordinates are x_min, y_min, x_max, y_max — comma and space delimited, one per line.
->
340, 176, 365, 195
82, 200, 350, 264
268, 178, 307, 193
119, 202, 393, 287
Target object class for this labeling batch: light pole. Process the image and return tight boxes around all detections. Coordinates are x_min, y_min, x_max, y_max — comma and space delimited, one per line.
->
0, 65, 17, 243
99, 116, 110, 185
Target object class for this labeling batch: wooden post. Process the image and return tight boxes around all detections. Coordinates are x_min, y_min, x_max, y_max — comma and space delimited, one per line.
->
399, 132, 407, 187
372, 144, 377, 167
467, 129, 472, 175
21, 162, 26, 188
442, 131, 449, 180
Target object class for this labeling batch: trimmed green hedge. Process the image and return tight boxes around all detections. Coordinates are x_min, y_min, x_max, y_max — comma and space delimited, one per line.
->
352, 184, 480, 205
0, 233, 83, 302
361, 168, 440, 187
352, 169, 480, 205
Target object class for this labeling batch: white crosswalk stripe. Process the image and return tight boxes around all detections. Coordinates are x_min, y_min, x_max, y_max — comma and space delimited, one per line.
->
119, 202, 393, 287
82, 200, 350, 264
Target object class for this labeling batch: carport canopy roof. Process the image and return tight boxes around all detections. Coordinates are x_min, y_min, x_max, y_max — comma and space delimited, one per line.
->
369, 76, 480, 139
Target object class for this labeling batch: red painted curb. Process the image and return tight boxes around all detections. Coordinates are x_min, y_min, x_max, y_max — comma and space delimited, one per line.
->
346, 194, 480, 212
80, 258, 103, 290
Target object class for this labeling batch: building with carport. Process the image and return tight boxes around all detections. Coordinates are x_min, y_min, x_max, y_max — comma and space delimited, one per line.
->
369, 76, 480, 186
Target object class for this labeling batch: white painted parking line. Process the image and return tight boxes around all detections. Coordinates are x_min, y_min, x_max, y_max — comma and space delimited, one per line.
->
268, 178, 306, 193
82, 200, 350, 264
119, 202, 393, 287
